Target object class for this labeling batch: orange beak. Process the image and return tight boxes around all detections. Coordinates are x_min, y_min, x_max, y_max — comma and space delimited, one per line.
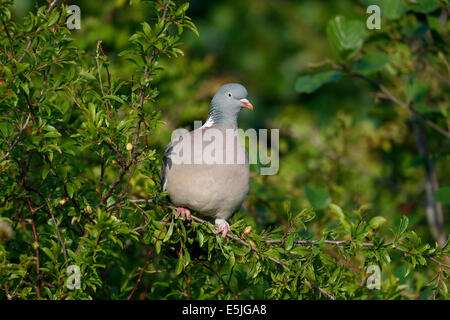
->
239, 98, 253, 111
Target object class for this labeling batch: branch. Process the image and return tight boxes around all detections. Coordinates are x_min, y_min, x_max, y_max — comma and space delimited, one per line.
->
265, 239, 450, 269
127, 212, 172, 300
312, 284, 335, 300
26, 199, 44, 298
1, 114, 31, 162
111, 198, 290, 270
2, 20, 16, 59
17, 0, 58, 63
95, 41, 111, 118
49, 210, 68, 261
193, 258, 238, 299
110, 200, 280, 273
410, 117, 445, 245
118, 199, 450, 270
349, 71, 450, 139
99, 1, 172, 208
343, 70, 447, 245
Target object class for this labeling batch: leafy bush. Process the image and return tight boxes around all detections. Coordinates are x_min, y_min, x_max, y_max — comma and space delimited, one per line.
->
0, 0, 448, 300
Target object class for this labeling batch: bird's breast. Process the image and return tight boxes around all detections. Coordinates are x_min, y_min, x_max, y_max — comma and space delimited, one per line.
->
165, 126, 249, 217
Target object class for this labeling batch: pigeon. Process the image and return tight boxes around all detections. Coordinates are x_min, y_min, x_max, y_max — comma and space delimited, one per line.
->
161, 83, 253, 237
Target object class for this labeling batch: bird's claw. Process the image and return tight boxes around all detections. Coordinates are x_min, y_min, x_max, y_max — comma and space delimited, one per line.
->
215, 220, 231, 238
175, 207, 191, 220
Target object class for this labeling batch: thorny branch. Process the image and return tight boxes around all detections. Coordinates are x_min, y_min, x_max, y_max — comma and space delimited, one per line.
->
99, 0, 172, 208
120, 199, 450, 270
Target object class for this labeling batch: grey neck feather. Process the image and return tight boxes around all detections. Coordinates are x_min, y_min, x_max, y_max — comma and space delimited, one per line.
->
207, 101, 238, 128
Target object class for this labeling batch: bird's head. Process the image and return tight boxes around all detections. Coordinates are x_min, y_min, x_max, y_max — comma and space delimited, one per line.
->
208, 83, 253, 126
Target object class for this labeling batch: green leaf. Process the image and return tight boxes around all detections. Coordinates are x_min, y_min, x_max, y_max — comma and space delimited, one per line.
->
103, 95, 124, 104
66, 183, 75, 198
228, 251, 235, 267
304, 185, 331, 210
285, 233, 295, 251
197, 230, 205, 247
41, 167, 50, 180
163, 219, 174, 242
42, 247, 55, 262
396, 216, 409, 237
436, 187, 450, 205
409, 0, 440, 13
327, 16, 365, 59
369, 216, 387, 229
155, 18, 165, 35
80, 70, 96, 81
20, 82, 29, 96
353, 52, 389, 74
427, 15, 441, 32
291, 247, 311, 256
106, 196, 117, 208
184, 19, 199, 37
329, 203, 351, 230
88, 103, 96, 123
118, 49, 135, 57
128, 33, 141, 42
295, 70, 341, 94
265, 249, 280, 260
175, 255, 184, 275
43, 131, 61, 138
176, 2, 190, 16
155, 240, 161, 254
47, 10, 59, 26
414, 103, 440, 114
142, 22, 152, 38
43, 287, 53, 299
406, 77, 430, 102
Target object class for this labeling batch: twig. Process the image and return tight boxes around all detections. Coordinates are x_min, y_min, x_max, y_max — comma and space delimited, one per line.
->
311, 284, 335, 300
425, 59, 450, 86
1, 114, 31, 162
193, 258, 238, 299
97, 43, 112, 92
411, 108, 450, 139
103, 141, 125, 164
17, 0, 58, 63
120, 198, 450, 269
432, 266, 444, 300
26, 199, 44, 298
182, 272, 191, 299
99, 163, 133, 207
49, 210, 68, 261
95, 41, 111, 118
2, 20, 16, 59
410, 117, 445, 245
349, 71, 450, 139
99, 0, 172, 208
344, 69, 447, 245
99, 153, 105, 202
115, 199, 292, 271
265, 238, 450, 269
127, 213, 172, 300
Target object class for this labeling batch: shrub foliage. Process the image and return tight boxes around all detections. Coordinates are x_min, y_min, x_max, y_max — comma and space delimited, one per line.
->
0, 0, 449, 300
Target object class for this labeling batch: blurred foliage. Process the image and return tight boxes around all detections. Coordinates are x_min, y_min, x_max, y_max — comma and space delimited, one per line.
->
0, 0, 449, 300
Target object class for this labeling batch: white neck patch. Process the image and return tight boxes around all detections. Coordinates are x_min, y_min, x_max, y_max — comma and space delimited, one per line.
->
201, 117, 215, 128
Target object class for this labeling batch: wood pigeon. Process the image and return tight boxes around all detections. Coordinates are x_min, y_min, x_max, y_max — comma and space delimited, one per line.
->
161, 83, 253, 237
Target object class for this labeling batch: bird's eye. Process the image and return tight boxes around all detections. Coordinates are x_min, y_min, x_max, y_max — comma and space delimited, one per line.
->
227, 92, 232, 97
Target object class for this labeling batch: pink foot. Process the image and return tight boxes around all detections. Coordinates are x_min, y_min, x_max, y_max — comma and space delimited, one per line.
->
175, 207, 191, 220
215, 219, 231, 238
